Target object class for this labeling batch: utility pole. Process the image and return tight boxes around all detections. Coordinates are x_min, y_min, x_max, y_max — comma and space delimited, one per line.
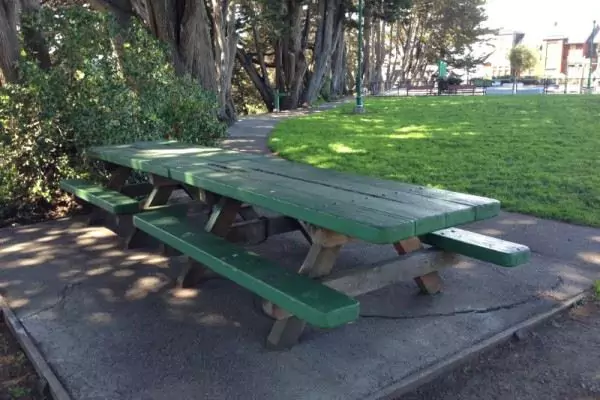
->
355, 0, 365, 113
588, 20, 597, 90
543, 42, 549, 76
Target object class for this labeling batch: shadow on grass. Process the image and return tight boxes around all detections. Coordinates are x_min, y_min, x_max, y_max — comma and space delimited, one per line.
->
269, 95, 600, 227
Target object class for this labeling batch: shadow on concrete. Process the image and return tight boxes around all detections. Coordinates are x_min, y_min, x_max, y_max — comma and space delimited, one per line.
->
0, 206, 599, 399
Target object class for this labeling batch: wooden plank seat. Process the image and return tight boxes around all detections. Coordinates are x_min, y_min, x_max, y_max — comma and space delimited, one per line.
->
447, 84, 486, 95
60, 179, 140, 214
133, 209, 360, 330
420, 228, 530, 267
407, 85, 435, 95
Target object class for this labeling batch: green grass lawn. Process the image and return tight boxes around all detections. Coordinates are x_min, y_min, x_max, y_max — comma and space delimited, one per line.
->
269, 95, 600, 226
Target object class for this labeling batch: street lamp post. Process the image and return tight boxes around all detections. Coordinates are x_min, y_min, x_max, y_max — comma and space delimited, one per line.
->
588, 20, 597, 90
354, 0, 365, 113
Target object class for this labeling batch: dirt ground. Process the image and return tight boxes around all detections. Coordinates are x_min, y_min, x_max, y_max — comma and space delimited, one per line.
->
0, 318, 43, 400
403, 299, 600, 400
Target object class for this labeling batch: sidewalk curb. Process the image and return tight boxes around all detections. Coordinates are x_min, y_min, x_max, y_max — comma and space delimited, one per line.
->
1, 295, 72, 400
369, 290, 588, 399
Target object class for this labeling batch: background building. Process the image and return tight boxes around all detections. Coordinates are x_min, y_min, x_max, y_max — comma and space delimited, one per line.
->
538, 22, 598, 79
488, 30, 525, 77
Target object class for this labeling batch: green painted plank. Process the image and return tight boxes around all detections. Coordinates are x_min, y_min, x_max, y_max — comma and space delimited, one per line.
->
133, 210, 359, 328
60, 179, 140, 214
421, 228, 530, 267
168, 164, 418, 243
215, 167, 455, 235
168, 161, 475, 235
229, 158, 500, 221
88, 142, 260, 175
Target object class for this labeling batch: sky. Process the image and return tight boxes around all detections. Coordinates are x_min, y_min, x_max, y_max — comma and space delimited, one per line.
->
484, 0, 600, 44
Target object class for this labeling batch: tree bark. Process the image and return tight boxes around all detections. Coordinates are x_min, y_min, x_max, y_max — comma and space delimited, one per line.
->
330, 21, 346, 98
210, 0, 238, 121
0, 0, 48, 84
303, 0, 342, 104
274, 0, 307, 109
0, 0, 20, 84
236, 47, 274, 111
91, 0, 235, 122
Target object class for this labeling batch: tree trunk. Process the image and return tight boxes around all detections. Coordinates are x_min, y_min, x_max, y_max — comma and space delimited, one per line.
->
210, 0, 238, 122
274, 0, 308, 109
236, 47, 274, 111
0, 0, 48, 85
330, 23, 346, 99
0, 0, 20, 85
303, 0, 343, 104
362, 4, 372, 87
98, 0, 234, 123
371, 18, 384, 94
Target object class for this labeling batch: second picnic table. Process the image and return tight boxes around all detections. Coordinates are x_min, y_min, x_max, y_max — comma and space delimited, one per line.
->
61, 141, 530, 348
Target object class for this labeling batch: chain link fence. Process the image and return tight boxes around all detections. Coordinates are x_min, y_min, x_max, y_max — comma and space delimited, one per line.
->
362, 78, 600, 97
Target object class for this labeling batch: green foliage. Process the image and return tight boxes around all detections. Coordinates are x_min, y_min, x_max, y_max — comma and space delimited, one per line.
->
8, 386, 31, 399
437, 74, 463, 92
319, 76, 332, 102
412, 0, 492, 62
231, 60, 268, 115
270, 96, 600, 227
509, 45, 538, 77
0, 6, 226, 219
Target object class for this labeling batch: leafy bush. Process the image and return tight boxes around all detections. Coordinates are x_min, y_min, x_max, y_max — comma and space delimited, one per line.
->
0, 6, 226, 222
319, 76, 332, 101
446, 76, 463, 85
437, 75, 463, 92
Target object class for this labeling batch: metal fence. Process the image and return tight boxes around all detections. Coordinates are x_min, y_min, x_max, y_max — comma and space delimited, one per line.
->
362, 78, 600, 97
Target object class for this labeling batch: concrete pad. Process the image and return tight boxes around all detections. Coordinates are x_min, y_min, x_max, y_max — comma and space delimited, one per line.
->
1, 212, 599, 399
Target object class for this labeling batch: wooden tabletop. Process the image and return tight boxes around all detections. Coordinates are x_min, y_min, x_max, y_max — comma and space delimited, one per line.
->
89, 141, 500, 244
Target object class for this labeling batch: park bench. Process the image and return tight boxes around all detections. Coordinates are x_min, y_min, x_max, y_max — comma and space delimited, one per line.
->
446, 84, 486, 95
61, 141, 530, 349
406, 84, 435, 96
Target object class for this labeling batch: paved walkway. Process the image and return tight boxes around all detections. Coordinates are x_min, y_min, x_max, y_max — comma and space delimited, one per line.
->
221, 98, 352, 153
0, 106, 599, 400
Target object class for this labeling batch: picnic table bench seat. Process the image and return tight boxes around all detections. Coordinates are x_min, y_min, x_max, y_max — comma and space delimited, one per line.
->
60, 179, 140, 214
421, 228, 530, 267
446, 84, 486, 95
133, 209, 360, 330
406, 85, 435, 95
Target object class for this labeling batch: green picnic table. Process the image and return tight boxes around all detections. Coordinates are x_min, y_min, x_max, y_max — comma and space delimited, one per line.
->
60, 141, 530, 349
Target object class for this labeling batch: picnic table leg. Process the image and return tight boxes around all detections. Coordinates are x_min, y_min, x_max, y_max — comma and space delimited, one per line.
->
87, 165, 133, 226
182, 185, 219, 209
394, 237, 443, 294
238, 205, 260, 221
177, 197, 242, 288
126, 175, 180, 250
265, 227, 347, 349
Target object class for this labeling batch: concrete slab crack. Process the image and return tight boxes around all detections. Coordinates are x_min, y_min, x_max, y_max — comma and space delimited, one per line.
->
360, 277, 565, 320
21, 283, 81, 320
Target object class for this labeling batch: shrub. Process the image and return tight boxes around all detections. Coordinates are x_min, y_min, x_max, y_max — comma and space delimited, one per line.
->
437, 75, 463, 93
318, 76, 332, 101
0, 6, 226, 222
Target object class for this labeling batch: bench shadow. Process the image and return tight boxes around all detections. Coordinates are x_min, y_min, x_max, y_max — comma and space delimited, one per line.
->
0, 208, 599, 398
